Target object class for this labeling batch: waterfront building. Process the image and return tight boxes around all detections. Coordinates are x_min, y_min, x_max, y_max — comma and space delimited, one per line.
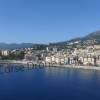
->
55, 57, 61, 64
51, 56, 56, 63
1, 49, 10, 56
24, 53, 34, 61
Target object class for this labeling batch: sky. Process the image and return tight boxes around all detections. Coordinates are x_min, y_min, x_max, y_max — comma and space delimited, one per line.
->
0, 0, 100, 43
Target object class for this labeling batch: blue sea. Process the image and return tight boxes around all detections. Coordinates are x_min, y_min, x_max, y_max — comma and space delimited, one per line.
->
0, 65, 100, 100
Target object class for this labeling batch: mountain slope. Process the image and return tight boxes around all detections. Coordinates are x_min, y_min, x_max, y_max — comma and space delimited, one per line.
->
82, 31, 100, 40
51, 30, 100, 46
0, 30, 100, 49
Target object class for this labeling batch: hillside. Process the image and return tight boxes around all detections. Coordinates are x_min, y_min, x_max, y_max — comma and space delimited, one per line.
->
54, 30, 100, 46
82, 30, 100, 40
0, 30, 100, 49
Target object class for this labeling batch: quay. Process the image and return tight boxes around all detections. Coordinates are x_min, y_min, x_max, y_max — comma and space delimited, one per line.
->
0, 60, 100, 71
0, 60, 32, 65
48, 64, 100, 70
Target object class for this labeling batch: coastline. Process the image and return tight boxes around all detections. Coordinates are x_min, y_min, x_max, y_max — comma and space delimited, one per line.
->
0, 60, 100, 71
50, 64, 100, 70
0, 60, 30, 64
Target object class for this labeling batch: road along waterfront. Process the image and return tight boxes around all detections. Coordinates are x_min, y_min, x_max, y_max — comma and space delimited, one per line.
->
0, 60, 100, 71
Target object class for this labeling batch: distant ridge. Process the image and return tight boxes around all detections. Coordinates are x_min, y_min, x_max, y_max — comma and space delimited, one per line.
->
0, 43, 34, 49
50, 30, 100, 46
82, 30, 100, 40
0, 30, 100, 49
68, 30, 100, 42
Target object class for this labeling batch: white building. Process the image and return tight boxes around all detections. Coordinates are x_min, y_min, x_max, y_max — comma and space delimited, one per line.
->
46, 47, 49, 52
1, 50, 10, 56
45, 56, 52, 63
53, 47, 57, 52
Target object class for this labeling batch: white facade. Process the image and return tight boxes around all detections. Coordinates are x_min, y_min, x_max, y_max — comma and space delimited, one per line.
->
53, 48, 57, 52
45, 57, 52, 63
46, 47, 49, 52
1, 50, 10, 56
